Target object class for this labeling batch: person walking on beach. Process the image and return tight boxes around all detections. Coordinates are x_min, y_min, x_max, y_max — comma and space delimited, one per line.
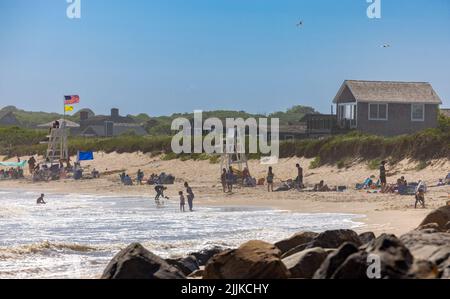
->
137, 169, 144, 185
179, 191, 186, 212
154, 185, 168, 205
226, 167, 235, 193
28, 156, 36, 174
221, 168, 227, 193
36, 194, 46, 205
184, 182, 195, 212
296, 163, 303, 190
415, 187, 426, 209
267, 167, 275, 192
380, 161, 387, 187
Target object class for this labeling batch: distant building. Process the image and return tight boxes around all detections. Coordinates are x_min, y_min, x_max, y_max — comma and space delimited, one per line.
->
333, 80, 442, 136
0, 110, 20, 126
76, 108, 147, 137
302, 114, 339, 138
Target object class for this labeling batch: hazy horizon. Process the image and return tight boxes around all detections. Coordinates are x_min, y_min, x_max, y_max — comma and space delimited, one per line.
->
1, 0, 449, 117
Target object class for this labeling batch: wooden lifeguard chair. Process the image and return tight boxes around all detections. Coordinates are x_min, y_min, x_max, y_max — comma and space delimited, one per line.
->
219, 127, 249, 176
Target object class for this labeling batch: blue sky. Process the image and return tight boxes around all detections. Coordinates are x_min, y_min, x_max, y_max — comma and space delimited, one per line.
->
0, 0, 449, 116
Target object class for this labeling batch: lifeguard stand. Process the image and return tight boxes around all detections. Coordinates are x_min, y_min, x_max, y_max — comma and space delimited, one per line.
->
45, 122, 69, 164
219, 127, 249, 175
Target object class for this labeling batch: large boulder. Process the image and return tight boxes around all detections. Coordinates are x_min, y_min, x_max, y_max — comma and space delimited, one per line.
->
282, 247, 328, 279
282, 230, 361, 259
365, 234, 414, 279
331, 251, 370, 279
275, 232, 318, 255
419, 206, 450, 231
189, 246, 225, 266
307, 229, 362, 249
400, 230, 450, 278
203, 240, 290, 279
166, 255, 200, 276
313, 242, 359, 279
102, 243, 185, 279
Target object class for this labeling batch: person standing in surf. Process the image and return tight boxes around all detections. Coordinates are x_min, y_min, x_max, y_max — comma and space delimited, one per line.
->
184, 182, 195, 212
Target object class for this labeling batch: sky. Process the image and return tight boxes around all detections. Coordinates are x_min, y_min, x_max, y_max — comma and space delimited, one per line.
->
0, 0, 449, 116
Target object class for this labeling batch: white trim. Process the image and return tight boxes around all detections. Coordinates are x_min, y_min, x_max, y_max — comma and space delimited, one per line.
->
368, 103, 389, 121
411, 103, 425, 122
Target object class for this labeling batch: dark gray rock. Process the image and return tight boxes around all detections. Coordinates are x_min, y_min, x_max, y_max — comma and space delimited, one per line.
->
189, 246, 225, 266
166, 255, 199, 276
102, 243, 185, 279
359, 232, 376, 245
313, 242, 359, 279
366, 234, 414, 279
275, 231, 318, 255
282, 247, 328, 279
331, 251, 370, 279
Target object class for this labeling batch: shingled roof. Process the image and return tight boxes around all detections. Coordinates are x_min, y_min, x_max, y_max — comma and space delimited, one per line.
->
333, 80, 442, 104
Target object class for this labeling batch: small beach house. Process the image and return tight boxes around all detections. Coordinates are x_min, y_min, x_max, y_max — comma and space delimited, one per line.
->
333, 80, 442, 136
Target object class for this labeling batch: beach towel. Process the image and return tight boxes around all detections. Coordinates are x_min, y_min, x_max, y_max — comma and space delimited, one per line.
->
0, 160, 27, 168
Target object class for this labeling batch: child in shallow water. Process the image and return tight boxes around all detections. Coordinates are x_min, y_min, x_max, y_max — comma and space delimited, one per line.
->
179, 191, 185, 212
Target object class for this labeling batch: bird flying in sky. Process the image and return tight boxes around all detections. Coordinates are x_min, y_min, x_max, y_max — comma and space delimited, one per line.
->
296, 20, 303, 28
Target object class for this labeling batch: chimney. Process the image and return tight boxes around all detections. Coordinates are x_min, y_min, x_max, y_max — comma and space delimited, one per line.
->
111, 108, 119, 118
80, 111, 89, 121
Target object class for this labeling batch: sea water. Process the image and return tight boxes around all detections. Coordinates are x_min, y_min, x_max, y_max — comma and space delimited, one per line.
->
0, 189, 365, 279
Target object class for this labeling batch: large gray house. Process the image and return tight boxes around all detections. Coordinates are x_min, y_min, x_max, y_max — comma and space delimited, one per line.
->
76, 108, 147, 137
333, 80, 442, 136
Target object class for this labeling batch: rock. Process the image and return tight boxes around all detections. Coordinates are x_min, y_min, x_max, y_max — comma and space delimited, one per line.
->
203, 240, 290, 279
416, 223, 442, 233
189, 246, 225, 266
419, 206, 450, 231
359, 232, 376, 245
275, 232, 318, 255
166, 255, 199, 276
102, 243, 186, 279
366, 234, 413, 279
188, 267, 205, 279
313, 242, 359, 279
282, 247, 328, 279
400, 230, 450, 278
282, 229, 361, 259
445, 221, 450, 231
308, 229, 362, 249
408, 260, 439, 279
331, 251, 370, 279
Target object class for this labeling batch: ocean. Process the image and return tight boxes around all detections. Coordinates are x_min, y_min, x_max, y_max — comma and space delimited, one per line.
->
0, 189, 365, 279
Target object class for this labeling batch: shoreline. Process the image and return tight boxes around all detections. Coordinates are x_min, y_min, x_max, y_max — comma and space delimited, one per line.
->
1, 153, 449, 237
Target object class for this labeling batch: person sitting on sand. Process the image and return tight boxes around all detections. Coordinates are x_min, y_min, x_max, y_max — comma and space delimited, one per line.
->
267, 167, 275, 192
154, 185, 168, 204
91, 168, 100, 179
314, 180, 330, 192
179, 191, 186, 212
221, 168, 227, 193
37, 194, 46, 205
123, 175, 133, 186
415, 187, 426, 209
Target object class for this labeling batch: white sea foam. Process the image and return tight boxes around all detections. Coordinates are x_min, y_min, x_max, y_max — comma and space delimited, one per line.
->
0, 189, 365, 279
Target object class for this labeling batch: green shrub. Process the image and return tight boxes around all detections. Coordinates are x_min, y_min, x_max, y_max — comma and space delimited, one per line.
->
415, 161, 428, 171
209, 155, 220, 164
368, 159, 381, 170
309, 156, 321, 169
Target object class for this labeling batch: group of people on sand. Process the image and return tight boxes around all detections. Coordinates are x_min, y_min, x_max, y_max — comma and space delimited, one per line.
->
0, 167, 24, 180
378, 160, 429, 209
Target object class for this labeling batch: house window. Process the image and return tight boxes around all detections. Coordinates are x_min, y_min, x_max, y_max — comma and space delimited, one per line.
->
411, 104, 425, 122
369, 103, 388, 121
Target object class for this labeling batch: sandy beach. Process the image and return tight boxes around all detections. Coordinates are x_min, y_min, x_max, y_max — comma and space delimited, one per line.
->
1, 152, 449, 237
